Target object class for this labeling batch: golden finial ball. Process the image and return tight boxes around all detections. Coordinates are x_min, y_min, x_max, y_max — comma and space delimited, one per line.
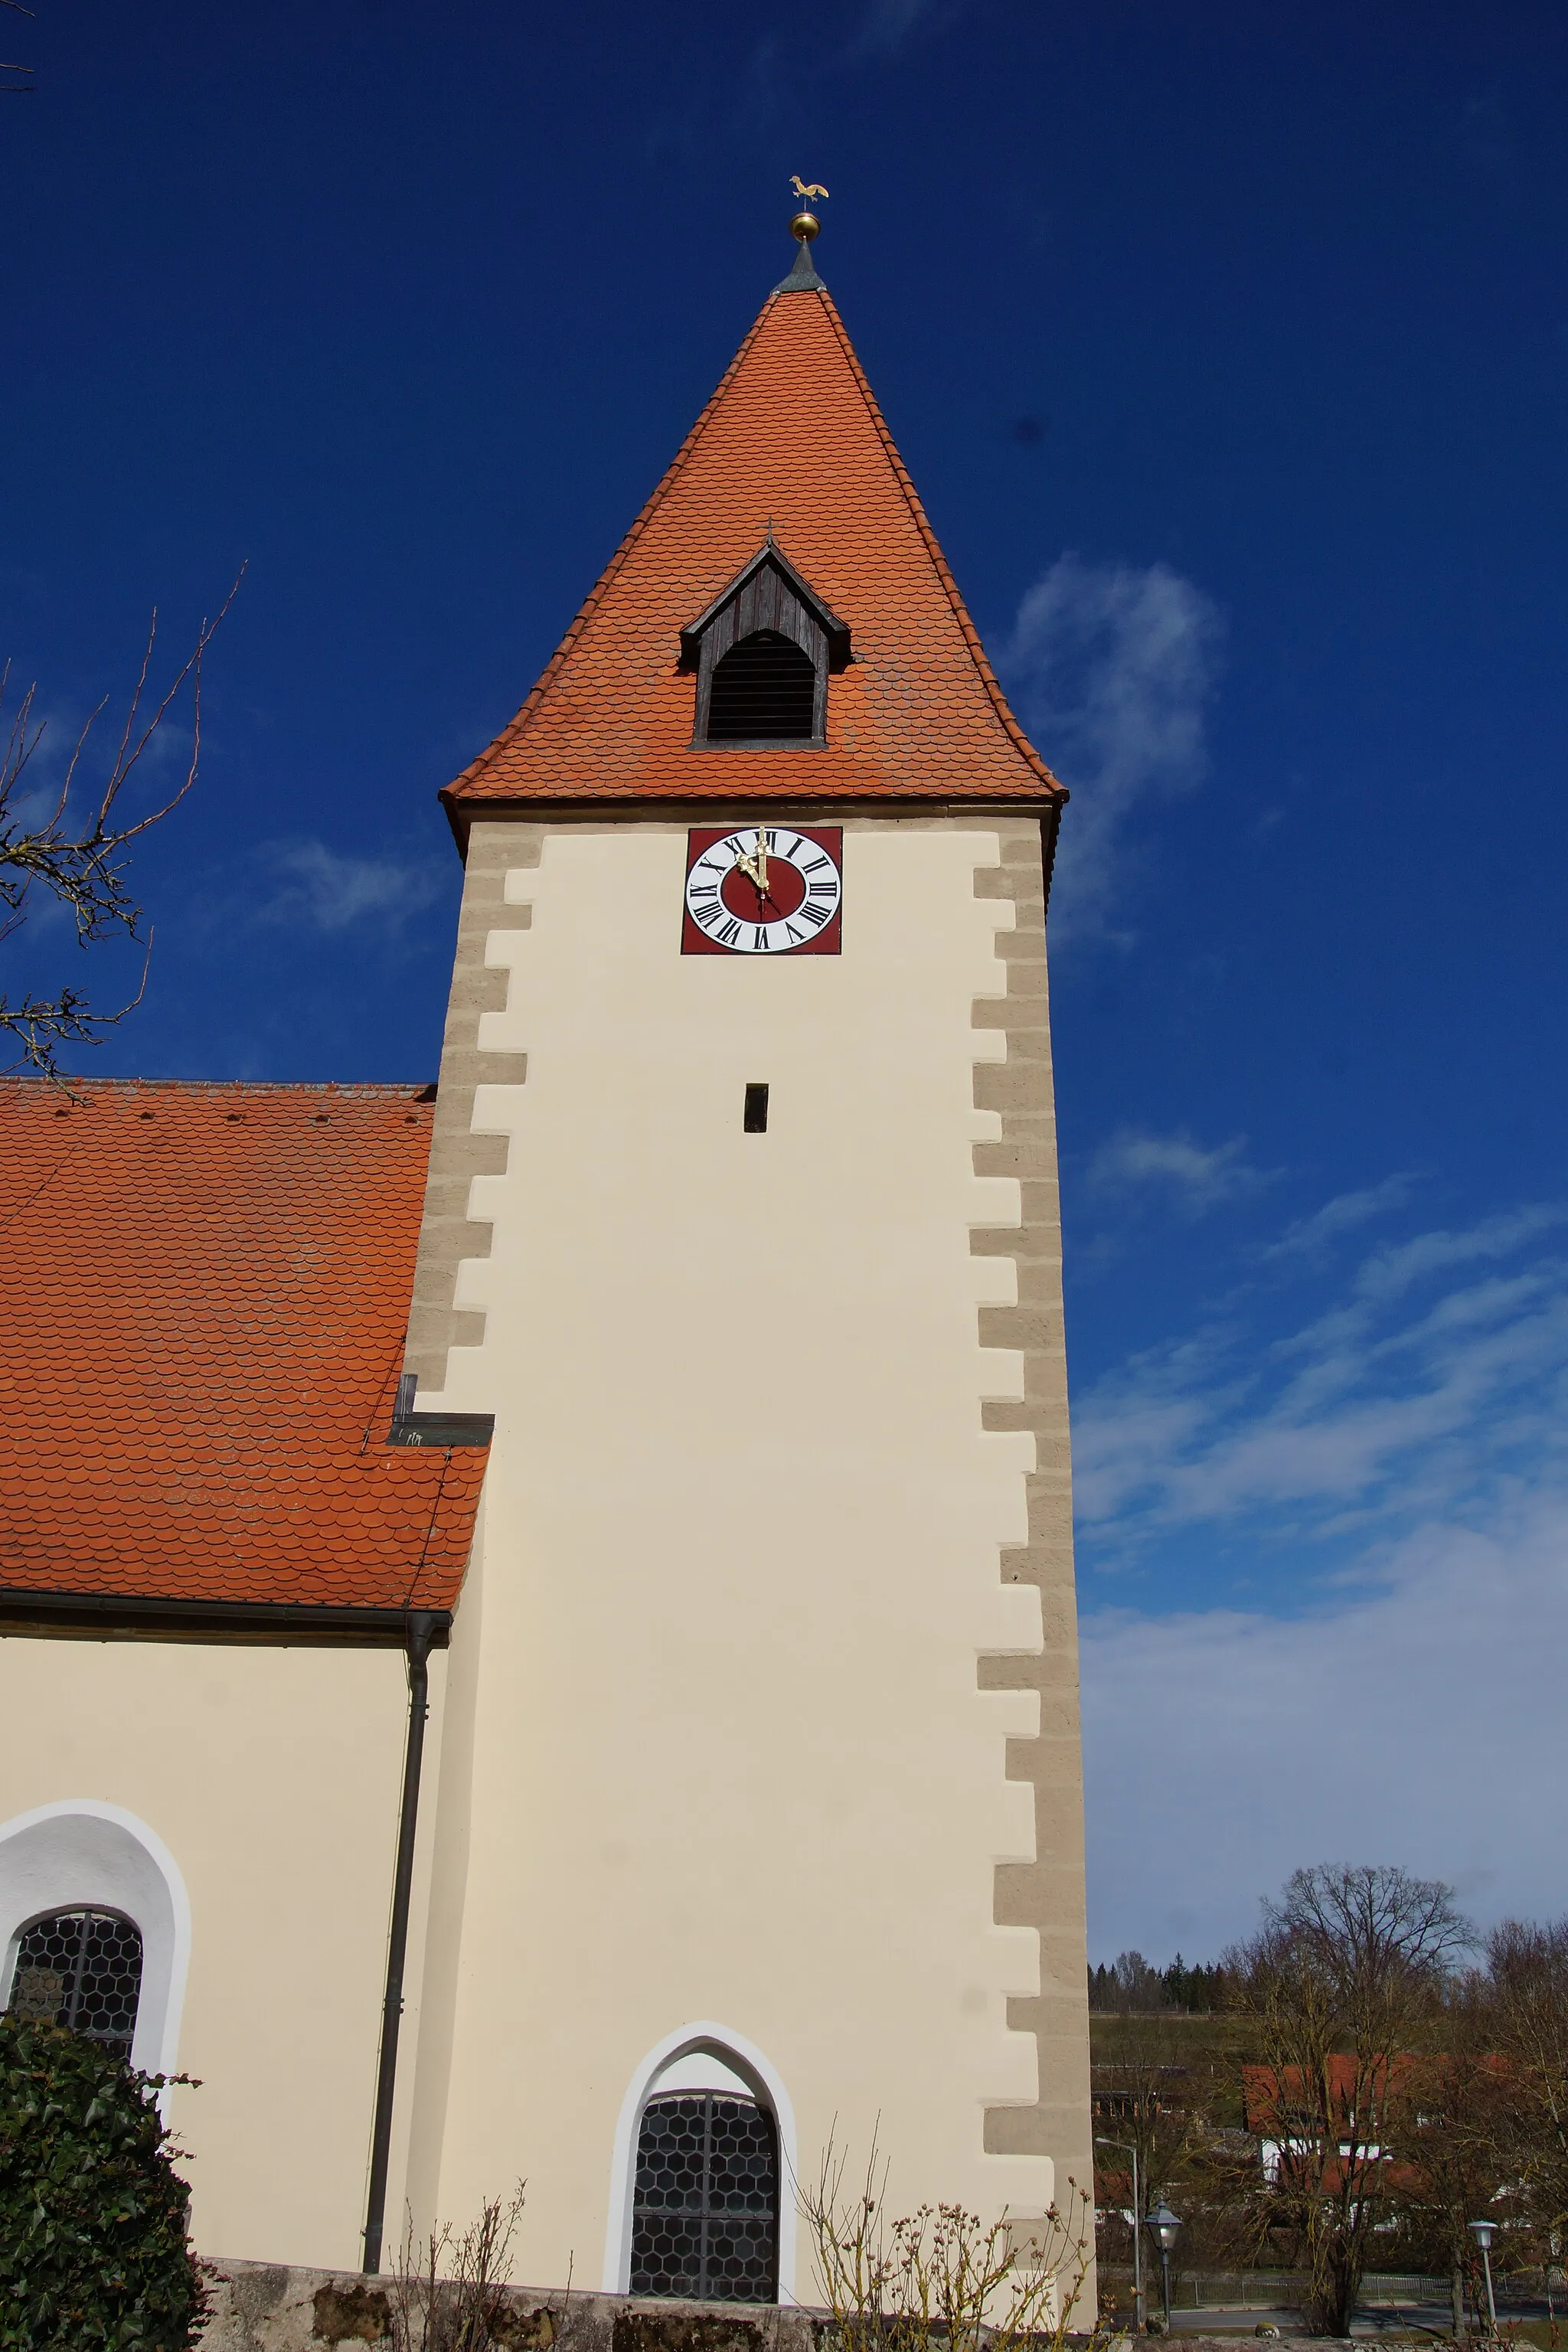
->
789, 210, 820, 243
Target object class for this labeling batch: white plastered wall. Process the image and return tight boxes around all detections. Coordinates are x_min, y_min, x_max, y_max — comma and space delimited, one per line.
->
405, 818, 1054, 2293
0, 1637, 443, 2271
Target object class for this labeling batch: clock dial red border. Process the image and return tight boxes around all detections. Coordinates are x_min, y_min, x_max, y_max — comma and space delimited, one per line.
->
681, 825, 844, 956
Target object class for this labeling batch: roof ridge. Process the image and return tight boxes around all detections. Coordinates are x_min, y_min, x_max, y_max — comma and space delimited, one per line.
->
446, 296, 782, 804
815, 292, 1062, 799
0, 1076, 435, 1096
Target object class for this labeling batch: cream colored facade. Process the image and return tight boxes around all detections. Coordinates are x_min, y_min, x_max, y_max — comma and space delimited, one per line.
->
392, 810, 1093, 2297
0, 806, 1092, 2296
0, 1637, 443, 2270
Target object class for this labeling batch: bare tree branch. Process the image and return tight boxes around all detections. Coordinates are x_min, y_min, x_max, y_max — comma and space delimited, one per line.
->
1, 570, 243, 1083
0, 0, 31, 91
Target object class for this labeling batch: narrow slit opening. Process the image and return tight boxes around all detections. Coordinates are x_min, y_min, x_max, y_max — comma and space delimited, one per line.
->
743, 1083, 769, 1134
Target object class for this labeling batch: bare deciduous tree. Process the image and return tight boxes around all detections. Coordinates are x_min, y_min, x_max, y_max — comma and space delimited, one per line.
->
1, 576, 240, 1083
1485, 1919, 1568, 2272
1227, 1864, 1471, 2337
1091, 2013, 1199, 2249
1400, 1981, 1513, 2335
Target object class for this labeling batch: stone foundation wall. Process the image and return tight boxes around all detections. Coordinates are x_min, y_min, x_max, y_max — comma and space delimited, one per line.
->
199, 2267, 1335, 2352
198, 2262, 825, 2352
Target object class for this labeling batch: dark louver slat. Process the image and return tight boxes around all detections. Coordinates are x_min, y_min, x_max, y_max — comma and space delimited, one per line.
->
707, 630, 817, 741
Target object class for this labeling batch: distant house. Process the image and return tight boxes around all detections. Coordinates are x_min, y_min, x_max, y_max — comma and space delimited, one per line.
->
1243, 2054, 1510, 2203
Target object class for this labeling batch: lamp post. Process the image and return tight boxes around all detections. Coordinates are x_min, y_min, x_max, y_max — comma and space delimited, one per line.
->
1146, 2200, 1182, 2329
1095, 2136, 1145, 2331
1468, 2220, 1498, 2336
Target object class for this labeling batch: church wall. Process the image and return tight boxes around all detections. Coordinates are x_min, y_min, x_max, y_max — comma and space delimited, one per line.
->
402, 813, 1088, 2296
0, 1635, 441, 2272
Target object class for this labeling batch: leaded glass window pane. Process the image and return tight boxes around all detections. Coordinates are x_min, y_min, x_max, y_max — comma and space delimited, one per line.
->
7, 1909, 143, 2056
630, 2092, 778, 2301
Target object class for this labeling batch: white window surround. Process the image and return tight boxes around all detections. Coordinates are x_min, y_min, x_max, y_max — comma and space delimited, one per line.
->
0, 1802, 191, 2088
602, 2021, 799, 2302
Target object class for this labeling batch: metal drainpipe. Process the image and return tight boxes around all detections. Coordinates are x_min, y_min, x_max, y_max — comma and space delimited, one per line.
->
362, 1609, 438, 2275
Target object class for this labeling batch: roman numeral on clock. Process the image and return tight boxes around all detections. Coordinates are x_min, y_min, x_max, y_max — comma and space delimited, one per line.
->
684, 824, 841, 955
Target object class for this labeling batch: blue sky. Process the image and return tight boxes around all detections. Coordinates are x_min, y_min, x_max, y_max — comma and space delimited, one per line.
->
5, 0, 1568, 1959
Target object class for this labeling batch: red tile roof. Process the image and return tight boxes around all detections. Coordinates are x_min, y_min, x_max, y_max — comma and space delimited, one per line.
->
0, 1080, 482, 1619
446, 279, 1063, 818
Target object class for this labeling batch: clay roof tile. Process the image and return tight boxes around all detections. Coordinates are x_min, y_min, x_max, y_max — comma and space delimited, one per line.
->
0, 1079, 482, 1617
445, 276, 1062, 818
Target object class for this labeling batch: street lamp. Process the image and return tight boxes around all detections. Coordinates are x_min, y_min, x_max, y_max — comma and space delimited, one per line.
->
1468, 2220, 1499, 2336
1095, 2137, 1145, 2331
1146, 2200, 1183, 2328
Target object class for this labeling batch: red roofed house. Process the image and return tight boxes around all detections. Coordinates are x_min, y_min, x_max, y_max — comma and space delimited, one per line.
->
0, 217, 1093, 2301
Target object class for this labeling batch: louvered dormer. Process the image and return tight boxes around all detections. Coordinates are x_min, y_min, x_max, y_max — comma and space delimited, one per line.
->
678, 541, 851, 748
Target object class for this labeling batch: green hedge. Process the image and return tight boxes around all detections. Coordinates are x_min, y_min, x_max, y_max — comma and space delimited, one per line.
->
0, 2014, 207, 2350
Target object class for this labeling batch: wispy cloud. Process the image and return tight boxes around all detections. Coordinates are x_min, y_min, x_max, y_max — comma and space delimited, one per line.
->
1075, 1197, 1568, 1555
1087, 1128, 1269, 1217
850, 0, 960, 58
1353, 1205, 1568, 1302
1079, 1182, 1568, 1956
254, 841, 444, 934
996, 555, 1223, 942
1261, 1175, 1420, 1260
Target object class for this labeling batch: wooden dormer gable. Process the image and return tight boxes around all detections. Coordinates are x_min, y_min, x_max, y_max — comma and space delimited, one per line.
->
678, 542, 851, 748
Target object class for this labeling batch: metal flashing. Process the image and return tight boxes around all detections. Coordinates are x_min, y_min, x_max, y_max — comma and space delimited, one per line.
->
771, 242, 825, 295
387, 1410, 496, 1449
0, 1589, 455, 1647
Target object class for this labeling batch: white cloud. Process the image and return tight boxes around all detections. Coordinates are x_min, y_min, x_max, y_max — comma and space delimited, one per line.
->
1081, 1488, 1568, 1958
1086, 1128, 1267, 1216
1354, 1205, 1568, 1302
1074, 1200, 1568, 1546
255, 841, 443, 934
1260, 1174, 1420, 1259
996, 555, 1223, 942
850, 0, 958, 57
1074, 1184, 1568, 1955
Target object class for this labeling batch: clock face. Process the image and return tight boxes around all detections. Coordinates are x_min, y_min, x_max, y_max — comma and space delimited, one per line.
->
681, 825, 843, 956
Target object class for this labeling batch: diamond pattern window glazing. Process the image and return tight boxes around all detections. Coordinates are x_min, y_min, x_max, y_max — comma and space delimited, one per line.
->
629, 2092, 779, 2301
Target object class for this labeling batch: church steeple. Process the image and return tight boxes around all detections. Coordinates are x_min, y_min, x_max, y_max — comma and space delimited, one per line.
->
400, 204, 1093, 2309
443, 213, 1061, 827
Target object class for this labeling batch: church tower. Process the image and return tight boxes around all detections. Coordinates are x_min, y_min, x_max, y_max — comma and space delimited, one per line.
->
396, 216, 1093, 2301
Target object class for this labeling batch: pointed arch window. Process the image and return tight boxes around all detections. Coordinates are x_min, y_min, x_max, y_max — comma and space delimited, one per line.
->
629, 2090, 779, 2301
681, 544, 850, 749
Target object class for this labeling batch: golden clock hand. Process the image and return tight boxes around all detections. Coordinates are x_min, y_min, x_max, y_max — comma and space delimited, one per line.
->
755, 828, 770, 896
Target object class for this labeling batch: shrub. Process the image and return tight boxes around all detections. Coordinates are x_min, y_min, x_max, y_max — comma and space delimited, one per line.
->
0, 2013, 207, 2350
802, 2136, 1109, 2352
